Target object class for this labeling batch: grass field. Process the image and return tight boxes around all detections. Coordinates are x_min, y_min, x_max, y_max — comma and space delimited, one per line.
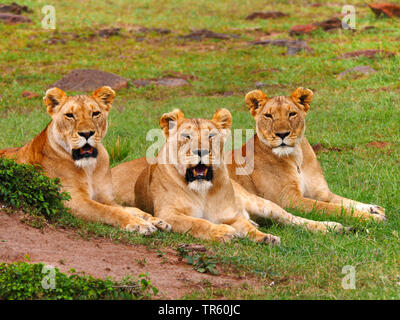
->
1, 0, 400, 299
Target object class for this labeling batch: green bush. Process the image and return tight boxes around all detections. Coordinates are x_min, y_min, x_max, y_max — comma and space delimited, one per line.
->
0, 262, 158, 300
0, 158, 70, 219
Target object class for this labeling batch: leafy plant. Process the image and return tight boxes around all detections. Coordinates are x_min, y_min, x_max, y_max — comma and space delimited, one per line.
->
177, 245, 218, 275
0, 262, 158, 300
0, 158, 70, 219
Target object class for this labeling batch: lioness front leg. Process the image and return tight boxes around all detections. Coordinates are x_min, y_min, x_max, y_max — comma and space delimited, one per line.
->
67, 194, 158, 235
232, 181, 345, 233
287, 196, 386, 222
156, 209, 239, 242
327, 194, 386, 221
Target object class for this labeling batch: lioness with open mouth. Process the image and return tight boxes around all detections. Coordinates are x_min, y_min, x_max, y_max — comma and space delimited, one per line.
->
0, 86, 170, 235
112, 109, 346, 243
227, 88, 386, 222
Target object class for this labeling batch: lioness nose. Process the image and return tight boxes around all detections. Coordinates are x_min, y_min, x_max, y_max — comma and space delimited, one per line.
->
276, 132, 290, 139
78, 131, 95, 140
192, 149, 210, 157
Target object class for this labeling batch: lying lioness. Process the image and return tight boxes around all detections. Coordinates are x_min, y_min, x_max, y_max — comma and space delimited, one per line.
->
0, 86, 170, 235
227, 88, 386, 222
112, 109, 346, 243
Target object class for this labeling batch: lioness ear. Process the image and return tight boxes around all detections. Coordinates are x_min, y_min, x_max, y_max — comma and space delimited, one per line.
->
159, 109, 185, 137
43, 87, 67, 115
245, 90, 268, 117
92, 86, 116, 112
212, 108, 232, 129
291, 87, 313, 112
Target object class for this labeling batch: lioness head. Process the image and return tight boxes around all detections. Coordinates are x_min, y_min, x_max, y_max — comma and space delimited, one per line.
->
159, 108, 232, 193
43, 86, 115, 167
245, 87, 313, 157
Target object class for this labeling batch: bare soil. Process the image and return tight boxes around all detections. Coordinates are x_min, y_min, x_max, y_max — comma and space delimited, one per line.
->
0, 211, 260, 299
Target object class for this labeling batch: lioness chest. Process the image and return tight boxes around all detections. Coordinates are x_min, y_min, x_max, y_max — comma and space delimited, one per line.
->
185, 190, 242, 224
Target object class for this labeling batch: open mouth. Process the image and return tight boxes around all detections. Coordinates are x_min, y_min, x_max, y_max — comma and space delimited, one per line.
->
185, 163, 213, 183
72, 143, 98, 160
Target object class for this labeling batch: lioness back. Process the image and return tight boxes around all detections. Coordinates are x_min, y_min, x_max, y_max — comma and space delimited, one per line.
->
111, 157, 148, 206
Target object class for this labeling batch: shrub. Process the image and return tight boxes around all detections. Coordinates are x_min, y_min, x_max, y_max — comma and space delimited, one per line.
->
0, 158, 70, 219
0, 262, 158, 300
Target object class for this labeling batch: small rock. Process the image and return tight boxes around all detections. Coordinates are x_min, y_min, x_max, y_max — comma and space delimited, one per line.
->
337, 66, 377, 79
368, 3, 400, 18
132, 78, 189, 88
245, 11, 289, 20
49, 69, 130, 91
316, 17, 342, 31
156, 78, 189, 87
0, 12, 31, 24
337, 49, 394, 59
21, 91, 40, 99
289, 24, 317, 36
0, 2, 32, 14
180, 29, 239, 40
251, 39, 312, 55
132, 79, 153, 88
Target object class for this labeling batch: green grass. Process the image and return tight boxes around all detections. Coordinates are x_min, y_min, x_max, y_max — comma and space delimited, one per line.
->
0, 0, 400, 299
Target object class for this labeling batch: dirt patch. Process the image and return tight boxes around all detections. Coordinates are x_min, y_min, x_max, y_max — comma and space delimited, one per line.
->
180, 29, 239, 41
337, 49, 395, 59
21, 91, 40, 99
245, 11, 288, 20
250, 39, 312, 55
312, 143, 342, 153
0, 212, 260, 299
0, 12, 31, 24
366, 141, 389, 149
0, 2, 32, 14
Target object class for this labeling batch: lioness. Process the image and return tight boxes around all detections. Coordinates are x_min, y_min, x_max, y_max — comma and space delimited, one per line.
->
227, 88, 386, 222
0, 86, 170, 234
112, 108, 346, 243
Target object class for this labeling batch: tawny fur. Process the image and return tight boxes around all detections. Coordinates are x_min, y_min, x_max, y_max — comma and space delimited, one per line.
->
0, 87, 171, 235
112, 109, 346, 244
227, 88, 386, 222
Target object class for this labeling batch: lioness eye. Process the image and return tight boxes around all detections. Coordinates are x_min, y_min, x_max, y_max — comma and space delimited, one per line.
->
264, 113, 273, 119
289, 112, 297, 117
181, 133, 190, 139
93, 111, 101, 117
209, 133, 217, 139
65, 113, 74, 119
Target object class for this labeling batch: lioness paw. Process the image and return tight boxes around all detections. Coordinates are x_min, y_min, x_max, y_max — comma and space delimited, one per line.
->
125, 218, 157, 236
353, 203, 386, 221
210, 224, 239, 242
259, 233, 281, 245
368, 205, 386, 216
149, 217, 172, 232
